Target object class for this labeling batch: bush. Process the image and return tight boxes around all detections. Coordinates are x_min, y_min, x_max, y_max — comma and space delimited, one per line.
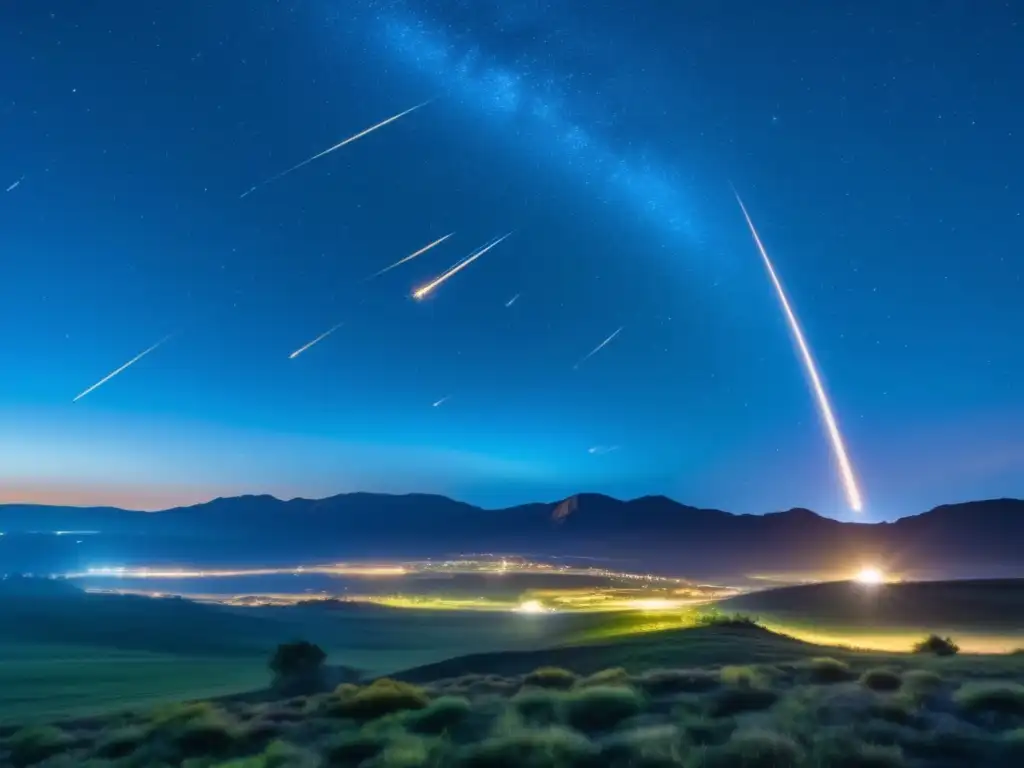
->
268, 640, 327, 693
340, 679, 430, 720
807, 657, 855, 683
954, 682, 1024, 716
576, 667, 631, 688
408, 695, 472, 734
5, 725, 73, 767
708, 686, 779, 717
562, 685, 646, 732
523, 666, 577, 690
912, 634, 959, 656
694, 611, 761, 629
170, 707, 241, 757
637, 668, 719, 695
860, 668, 903, 692
813, 736, 907, 768
93, 725, 146, 758
694, 728, 803, 768
512, 689, 563, 726
901, 669, 942, 692
720, 665, 769, 689
458, 725, 598, 768
324, 730, 392, 764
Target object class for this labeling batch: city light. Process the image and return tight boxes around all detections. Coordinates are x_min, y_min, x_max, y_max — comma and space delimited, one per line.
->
854, 566, 886, 585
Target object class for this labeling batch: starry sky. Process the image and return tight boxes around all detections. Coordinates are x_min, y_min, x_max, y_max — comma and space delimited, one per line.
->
1, 1, 1021, 520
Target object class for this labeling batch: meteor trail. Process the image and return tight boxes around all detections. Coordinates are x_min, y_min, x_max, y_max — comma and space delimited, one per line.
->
733, 190, 864, 513
365, 233, 454, 281
289, 322, 343, 359
412, 232, 513, 300
432, 395, 451, 407
73, 335, 172, 402
6, 176, 23, 192
240, 100, 431, 198
505, 293, 520, 307
573, 327, 623, 369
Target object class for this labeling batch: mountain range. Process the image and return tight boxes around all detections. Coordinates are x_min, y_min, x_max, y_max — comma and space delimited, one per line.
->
1, 493, 1022, 580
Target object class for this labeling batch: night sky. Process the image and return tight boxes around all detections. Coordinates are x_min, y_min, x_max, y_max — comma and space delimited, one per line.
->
2, 2, 1021, 520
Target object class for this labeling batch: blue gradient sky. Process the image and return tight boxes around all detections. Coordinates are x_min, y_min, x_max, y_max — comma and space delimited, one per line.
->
1, 1, 1021, 519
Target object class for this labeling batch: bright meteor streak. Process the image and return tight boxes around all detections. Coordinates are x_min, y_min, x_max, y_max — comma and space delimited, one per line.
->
573, 327, 623, 369
289, 322, 343, 359
365, 233, 454, 280
73, 336, 172, 402
240, 100, 432, 198
412, 232, 513, 300
733, 191, 864, 513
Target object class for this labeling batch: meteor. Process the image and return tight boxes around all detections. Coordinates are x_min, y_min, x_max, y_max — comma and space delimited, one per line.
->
6, 177, 23, 192
505, 293, 520, 307
412, 231, 513, 300
733, 190, 864, 513
73, 335, 172, 402
364, 233, 454, 281
240, 100, 432, 198
432, 395, 451, 408
289, 322, 343, 359
573, 326, 622, 369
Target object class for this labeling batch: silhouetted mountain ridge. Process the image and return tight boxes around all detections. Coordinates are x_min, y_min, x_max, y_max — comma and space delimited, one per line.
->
0, 494, 1021, 579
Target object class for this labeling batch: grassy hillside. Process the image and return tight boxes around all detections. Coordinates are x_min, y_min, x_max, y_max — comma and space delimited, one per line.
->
718, 579, 1024, 653
4, 624, 1024, 767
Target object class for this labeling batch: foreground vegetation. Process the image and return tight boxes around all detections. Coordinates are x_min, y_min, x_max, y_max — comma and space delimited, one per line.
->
4, 623, 1024, 767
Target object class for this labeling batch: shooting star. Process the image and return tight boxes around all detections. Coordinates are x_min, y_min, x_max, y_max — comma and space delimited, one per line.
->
412, 232, 513, 300
240, 100, 432, 198
73, 335, 172, 402
573, 327, 623, 369
365, 233, 454, 281
289, 322, 343, 359
588, 445, 619, 456
505, 293, 520, 308
6, 176, 23, 192
432, 395, 451, 407
733, 189, 864, 513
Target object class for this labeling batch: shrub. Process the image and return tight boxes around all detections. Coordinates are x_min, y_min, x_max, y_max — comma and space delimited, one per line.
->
268, 640, 327, 693
708, 686, 779, 717
512, 689, 563, 726
371, 735, 440, 768
562, 685, 646, 732
637, 668, 719, 695
576, 667, 631, 688
860, 668, 903, 692
912, 634, 959, 656
340, 679, 430, 720
694, 728, 803, 768
719, 665, 769, 689
5, 725, 73, 767
458, 725, 598, 768
324, 730, 392, 764
807, 657, 855, 684
408, 695, 472, 734
212, 739, 319, 768
813, 736, 907, 768
523, 666, 577, 690
600, 724, 683, 766
901, 669, 942, 692
954, 681, 1024, 716
93, 725, 146, 758
170, 707, 241, 757
694, 611, 761, 629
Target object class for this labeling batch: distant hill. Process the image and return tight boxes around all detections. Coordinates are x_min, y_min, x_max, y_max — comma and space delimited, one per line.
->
1, 493, 1022, 579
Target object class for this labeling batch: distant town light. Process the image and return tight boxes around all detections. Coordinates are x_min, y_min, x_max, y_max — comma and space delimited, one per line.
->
854, 566, 885, 585
515, 599, 547, 614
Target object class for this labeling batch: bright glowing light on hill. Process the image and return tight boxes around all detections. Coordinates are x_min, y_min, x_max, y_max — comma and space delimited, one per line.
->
854, 566, 885, 585
515, 599, 547, 614
629, 598, 677, 611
